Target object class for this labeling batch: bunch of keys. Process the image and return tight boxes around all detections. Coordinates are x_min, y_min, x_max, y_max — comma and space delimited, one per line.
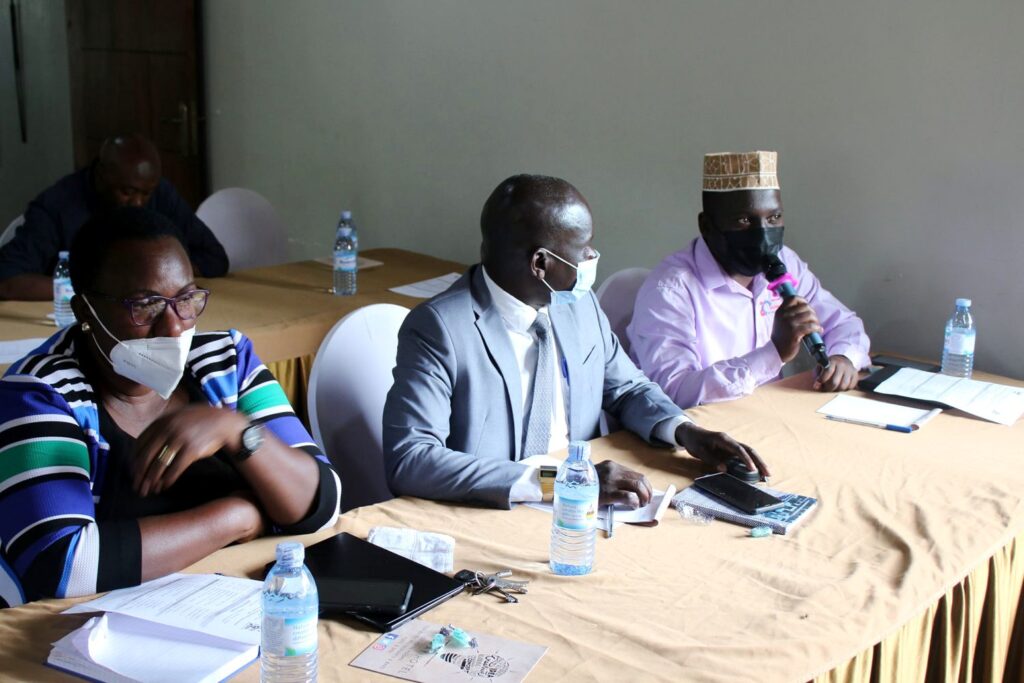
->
454, 569, 529, 603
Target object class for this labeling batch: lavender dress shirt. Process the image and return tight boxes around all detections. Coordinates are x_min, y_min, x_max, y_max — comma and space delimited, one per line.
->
626, 236, 870, 408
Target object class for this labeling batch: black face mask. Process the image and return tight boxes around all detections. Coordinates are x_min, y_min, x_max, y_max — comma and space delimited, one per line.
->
706, 226, 785, 277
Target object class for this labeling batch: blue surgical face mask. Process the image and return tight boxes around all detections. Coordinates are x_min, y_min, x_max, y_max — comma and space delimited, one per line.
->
538, 248, 600, 306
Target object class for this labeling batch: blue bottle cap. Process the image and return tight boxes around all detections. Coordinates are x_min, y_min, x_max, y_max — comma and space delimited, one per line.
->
567, 441, 590, 461
275, 541, 305, 567
58, 251, 70, 260
955, 298, 971, 308
340, 210, 352, 221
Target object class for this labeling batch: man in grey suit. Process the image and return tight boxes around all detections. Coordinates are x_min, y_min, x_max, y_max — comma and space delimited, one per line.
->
383, 175, 769, 509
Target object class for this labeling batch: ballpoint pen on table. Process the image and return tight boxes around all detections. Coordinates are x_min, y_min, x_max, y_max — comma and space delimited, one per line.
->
825, 415, 912, 433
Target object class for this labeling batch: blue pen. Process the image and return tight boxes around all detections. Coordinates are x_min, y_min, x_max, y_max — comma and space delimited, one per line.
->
561, 357, 569, 384
825, 415, 912, 433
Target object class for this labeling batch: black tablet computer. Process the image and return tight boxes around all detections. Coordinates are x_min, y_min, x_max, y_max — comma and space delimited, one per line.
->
298, 532, 464, 632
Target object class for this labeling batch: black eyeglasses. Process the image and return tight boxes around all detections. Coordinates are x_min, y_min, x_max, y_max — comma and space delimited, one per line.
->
89, 289, 211, 326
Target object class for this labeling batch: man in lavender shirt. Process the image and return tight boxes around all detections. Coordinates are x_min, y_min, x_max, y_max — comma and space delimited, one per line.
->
627, 151, 871, 408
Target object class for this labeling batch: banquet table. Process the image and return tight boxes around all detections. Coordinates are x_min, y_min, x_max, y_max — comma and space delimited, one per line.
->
2, 370, 1022, 682
0, 248, 466, 420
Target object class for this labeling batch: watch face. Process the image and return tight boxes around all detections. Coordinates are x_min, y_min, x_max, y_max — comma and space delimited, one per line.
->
242, 423, 265, 453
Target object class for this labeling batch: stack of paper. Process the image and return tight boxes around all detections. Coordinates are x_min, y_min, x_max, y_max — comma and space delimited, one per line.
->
49, 574, 262, 683
873, 368, 1024, 426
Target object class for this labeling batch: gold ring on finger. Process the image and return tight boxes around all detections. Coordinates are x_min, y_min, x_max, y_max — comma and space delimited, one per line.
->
157, 445, 177, 467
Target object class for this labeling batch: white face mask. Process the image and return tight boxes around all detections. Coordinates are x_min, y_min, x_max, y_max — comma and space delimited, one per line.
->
538, 248, 600, 306
82, 296, 194, 399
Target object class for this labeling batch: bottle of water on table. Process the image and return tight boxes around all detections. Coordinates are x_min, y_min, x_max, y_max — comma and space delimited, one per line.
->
940, 298, 975, 379
261, 542, 318, 682
550, 440, 600, 575
333, 210, 358, 296
53, 251, 75, 328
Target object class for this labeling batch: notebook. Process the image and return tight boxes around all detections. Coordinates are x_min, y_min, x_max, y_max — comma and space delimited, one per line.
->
300, 532, 465, 632
817, 394, 942, 432
672, 485, 818, 535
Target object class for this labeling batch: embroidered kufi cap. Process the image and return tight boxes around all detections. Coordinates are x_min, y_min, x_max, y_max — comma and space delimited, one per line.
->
702, 151, 780, 192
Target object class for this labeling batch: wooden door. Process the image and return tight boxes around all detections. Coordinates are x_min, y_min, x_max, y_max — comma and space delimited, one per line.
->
65, 0, 206, 208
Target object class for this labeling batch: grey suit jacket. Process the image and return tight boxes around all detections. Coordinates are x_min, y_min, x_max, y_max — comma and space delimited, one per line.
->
383, 265, 686, 508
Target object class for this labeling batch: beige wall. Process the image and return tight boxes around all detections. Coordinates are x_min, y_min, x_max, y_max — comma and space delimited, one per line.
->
203, 0, 1023, 379
0, 0, 72, 228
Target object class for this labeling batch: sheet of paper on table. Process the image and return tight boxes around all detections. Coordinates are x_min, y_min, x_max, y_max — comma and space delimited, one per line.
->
517, 453, 676, 526
873, 367, 1024, 426
314, 255, 385, 269
52, 574, 262, 682
817, 394, 942, 430
523, 487, 677, 526
48, 612, 257, 683
63, 573, 262, 644
350, 618, 546, 683
0, 337, 47, 364
390, 272, 462, 298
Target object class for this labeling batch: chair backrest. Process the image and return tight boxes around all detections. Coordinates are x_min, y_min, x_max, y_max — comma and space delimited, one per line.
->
0, 215, 24, 249
307, 303, 410, 511
196, 188, 289, 271
595, 266, 651, 356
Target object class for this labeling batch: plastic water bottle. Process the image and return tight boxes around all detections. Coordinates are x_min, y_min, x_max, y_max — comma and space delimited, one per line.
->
53, 251, 75, 328
333, 210, 358, 296
261, 542, 318, 682
940, 298, 975, 378
550, 441, 600, 575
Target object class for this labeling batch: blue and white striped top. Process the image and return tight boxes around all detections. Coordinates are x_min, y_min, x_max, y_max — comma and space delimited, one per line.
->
0, 327, 340, 606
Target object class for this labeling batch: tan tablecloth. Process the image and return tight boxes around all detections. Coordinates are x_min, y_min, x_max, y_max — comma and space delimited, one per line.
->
0, 248, 466, 417
1, 372, 1023, 682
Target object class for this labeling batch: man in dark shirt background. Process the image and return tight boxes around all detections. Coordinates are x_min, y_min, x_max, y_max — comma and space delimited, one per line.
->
0, 134, 229, 300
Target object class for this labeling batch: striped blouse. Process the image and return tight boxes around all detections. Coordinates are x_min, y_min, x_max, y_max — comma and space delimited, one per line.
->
0, 327, 340, 607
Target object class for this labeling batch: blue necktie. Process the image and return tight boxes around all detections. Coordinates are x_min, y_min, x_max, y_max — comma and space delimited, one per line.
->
522, 313, 554, 457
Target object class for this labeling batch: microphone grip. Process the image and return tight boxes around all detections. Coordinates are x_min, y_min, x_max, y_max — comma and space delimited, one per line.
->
774, 281, 831, 369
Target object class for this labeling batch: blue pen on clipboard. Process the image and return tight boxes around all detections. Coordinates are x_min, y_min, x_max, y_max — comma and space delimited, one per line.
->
825, 415, 913, 433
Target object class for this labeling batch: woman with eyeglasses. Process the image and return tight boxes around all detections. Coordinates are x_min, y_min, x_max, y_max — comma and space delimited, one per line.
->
0, 207, 340, 606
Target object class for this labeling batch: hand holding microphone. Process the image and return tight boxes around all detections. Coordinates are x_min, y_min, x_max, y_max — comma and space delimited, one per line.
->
764, 255, 831, 369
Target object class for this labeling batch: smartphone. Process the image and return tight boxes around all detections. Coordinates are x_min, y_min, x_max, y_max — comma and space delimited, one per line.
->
317, 578, 413, 617
693, 473, 785, 515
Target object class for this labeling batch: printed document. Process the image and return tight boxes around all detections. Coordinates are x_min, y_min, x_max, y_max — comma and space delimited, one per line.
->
350, 618, 546, 683
64, 573, 262, 644
52, 574, 261, 682
874, 368, 1024, 426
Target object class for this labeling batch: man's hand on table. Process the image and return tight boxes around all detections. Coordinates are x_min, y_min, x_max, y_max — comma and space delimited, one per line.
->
814, 355, 859, 392
595, 460, 653, 508
675, 422, 771, 479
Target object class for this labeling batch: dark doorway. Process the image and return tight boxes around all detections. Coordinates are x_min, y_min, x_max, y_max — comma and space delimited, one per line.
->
65, 0, 206, 207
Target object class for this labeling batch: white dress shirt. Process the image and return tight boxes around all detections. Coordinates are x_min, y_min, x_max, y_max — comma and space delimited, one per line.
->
480, 268, 690, 503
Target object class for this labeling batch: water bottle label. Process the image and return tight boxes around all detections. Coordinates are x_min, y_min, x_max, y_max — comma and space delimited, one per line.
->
53, 280, 74, 303
334, 253, 357, 273
947, 330, 975, 355
554, 496, 598, 531
261, 614, 318, 656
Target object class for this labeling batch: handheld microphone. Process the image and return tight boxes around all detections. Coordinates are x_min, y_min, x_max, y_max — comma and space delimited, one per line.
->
763, 255, 831, 369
